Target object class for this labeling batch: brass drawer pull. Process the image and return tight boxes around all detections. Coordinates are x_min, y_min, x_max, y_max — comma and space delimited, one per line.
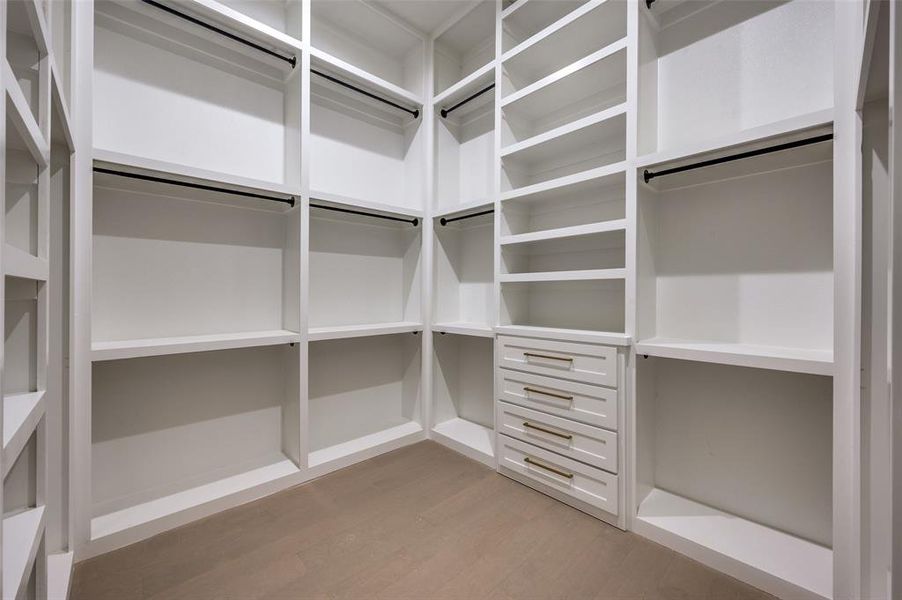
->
523, 386, 573, 401
523, 421, 572, 440
523, 352, 573, 363
524, 457, 573, 479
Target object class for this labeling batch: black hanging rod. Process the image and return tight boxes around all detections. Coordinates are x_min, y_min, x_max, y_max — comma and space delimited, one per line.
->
643, 133, 834, 184
440, 208, 494, 226
139, 0, 297, 68
311, 69, 420, 118
441, 84, 495, 118
310, 203, 419, 226
93, 167, 296, 206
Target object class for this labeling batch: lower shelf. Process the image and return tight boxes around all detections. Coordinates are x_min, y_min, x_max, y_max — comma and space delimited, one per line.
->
431, 322, 494, 338
308, 321, 423, 342
307, 421, 424, 469
91, 455, 300, 541
91, 330, 301, 361
432, 418, 494, 467
3, 506, 46, 600
635, 488, 832, 600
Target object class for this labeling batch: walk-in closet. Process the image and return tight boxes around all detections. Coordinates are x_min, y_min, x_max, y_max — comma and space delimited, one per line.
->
0, 0, 897, 599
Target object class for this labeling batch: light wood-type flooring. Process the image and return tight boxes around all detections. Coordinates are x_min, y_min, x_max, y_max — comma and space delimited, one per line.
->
72, 441, 777, 599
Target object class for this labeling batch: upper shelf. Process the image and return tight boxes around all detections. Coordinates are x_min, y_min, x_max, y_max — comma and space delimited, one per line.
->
309, 46, 424, 116
502, 0, 588, 54
433, 62, 495, 121
638, 110, 834, 191
93, 150, 300, 211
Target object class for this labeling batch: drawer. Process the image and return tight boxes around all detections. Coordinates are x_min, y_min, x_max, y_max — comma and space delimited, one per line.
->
497, 335, 618, 387
498, 369, 618, 430
497, 402, 618, 473
497, 434, 618, 516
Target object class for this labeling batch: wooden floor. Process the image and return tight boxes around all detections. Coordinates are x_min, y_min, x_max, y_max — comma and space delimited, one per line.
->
73, 441, 776, 600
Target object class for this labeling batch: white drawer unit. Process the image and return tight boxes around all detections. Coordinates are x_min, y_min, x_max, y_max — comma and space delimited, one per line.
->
497, 435, 619, 517
497, 402, 618, 473
497, 368, 618, 430
497, 335, 618, 387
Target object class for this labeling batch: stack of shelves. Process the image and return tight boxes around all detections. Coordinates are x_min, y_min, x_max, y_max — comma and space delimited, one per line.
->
3, 0, 76, 595
305, 0, 427, 472
429, 1, 496, 466
87, 0, 303, 554
632, 2, 835, 598
498, 0, 628, 339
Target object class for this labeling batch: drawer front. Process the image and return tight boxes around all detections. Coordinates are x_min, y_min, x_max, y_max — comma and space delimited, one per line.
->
498, 435, 618, 515
497, 402, 618, 473
498, 369, 618, 430
497, 335, 618, 387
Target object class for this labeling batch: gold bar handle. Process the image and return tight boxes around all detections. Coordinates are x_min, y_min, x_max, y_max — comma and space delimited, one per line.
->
524, 457, 573, 479
523, 421, 572, 440
523, 352, 573, 363
523, 386, 573, 401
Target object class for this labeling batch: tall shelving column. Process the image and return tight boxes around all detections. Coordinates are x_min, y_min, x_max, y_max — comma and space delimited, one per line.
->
428, 0, 497, 467
2, 0, 60, 596
493, 0, 631, 529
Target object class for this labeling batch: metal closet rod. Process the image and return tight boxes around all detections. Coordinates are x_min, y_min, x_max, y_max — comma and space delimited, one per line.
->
139, 0, 297, 68
645, 0, 656, 8
312, 69, 420, 118
310, 203, 420, 226
439, 208, 494, 226
93, 167, 297, 206
441, 84, 495, 118
642, 133, 834, 183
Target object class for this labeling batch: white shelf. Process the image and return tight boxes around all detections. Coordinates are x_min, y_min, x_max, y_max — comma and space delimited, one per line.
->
434, 199, 494, 221
176, 0, 302, 55
310, 46, 424, 112
501, 103, 627, 160
494, 325, 631, 346
92, 330, 301, 361
94, 149, 301, 202
3, 391, 46, 475
4, 61, 50, 168
3, 507, 46, 600
500, 161, 627, 203
309, 189, 424, 222
432, 418, 494, 467
432, 322, 495, 338
500, 268, 625, 283
635, 338, 834, 376
308, 322, 423, 342
47, 551, 74, 600
308, 421, 424, 469
636, 109, 834, 171
50, 58, 75, 151
502, 37, 627, 110
502, 0, 605, 64
501, 219, 626, 246
91, 456, 299, 541
4, 245, 49, 281
16, 0, 51, 54
433, 62, 495, 112
635, 489, 832, 600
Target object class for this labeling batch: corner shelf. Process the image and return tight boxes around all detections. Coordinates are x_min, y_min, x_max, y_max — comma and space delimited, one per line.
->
494, 325, 631, 346
635, 338, 834, 377
432, 62, 495, 112
307, 421, 424, 470
432, 322, 494, 338
500, 219, 626, 246
91, 330, 302, 361
308, 322, 423, 342
432, 418, 494, 467
635, 489, 832, 600
3, 391, 46, 476
500, 103, 627, 160
3, 507, 46, 600
500, 161, 627, 203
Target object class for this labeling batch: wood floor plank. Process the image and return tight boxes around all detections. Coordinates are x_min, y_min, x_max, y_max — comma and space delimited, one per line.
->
72, 441, 777, 600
